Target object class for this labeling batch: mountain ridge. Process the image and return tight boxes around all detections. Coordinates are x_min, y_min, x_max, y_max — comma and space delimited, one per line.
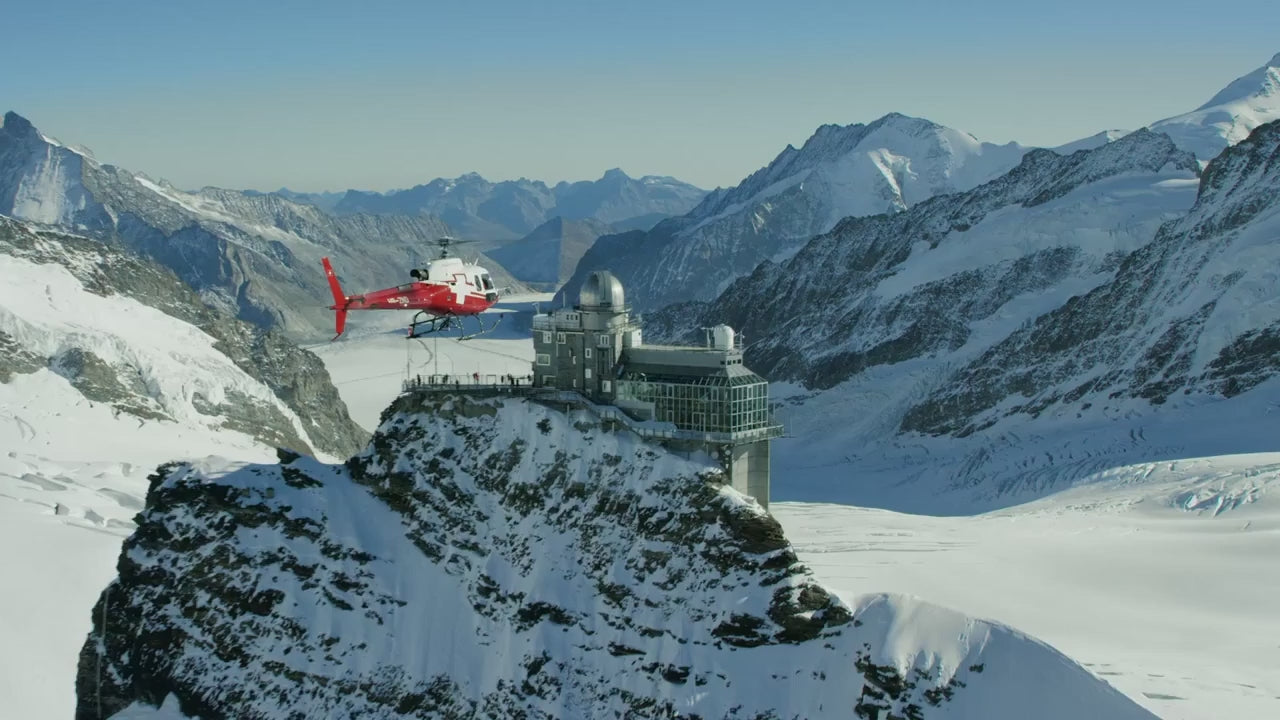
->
332, 168, 706, 239
556, 112, 1033, 312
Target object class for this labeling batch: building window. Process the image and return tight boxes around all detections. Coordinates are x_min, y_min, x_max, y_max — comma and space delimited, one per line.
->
572, 378, 577, 388
542, 331, 552, 344
597, 335, 610, 347
557, 332, 566, 344
584, 347, 592, 359
585, 368, 592, 379
536, 353, 550, 366
602, 380, 611, 393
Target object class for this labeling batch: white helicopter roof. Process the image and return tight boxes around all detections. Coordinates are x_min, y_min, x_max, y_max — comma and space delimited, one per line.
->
422, 256, 489, 282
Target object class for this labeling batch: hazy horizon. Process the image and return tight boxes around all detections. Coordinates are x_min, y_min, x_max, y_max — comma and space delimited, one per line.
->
4, 0, 1278, 192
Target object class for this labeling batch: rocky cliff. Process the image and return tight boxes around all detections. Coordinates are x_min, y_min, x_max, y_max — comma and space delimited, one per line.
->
76, 393, 1152, 719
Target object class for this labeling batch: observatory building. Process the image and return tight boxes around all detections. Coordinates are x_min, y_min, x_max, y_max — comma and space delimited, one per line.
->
531, 271, 782, 507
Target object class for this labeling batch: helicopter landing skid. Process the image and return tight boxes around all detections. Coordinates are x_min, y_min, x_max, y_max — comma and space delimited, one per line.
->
407, 311, 502, 341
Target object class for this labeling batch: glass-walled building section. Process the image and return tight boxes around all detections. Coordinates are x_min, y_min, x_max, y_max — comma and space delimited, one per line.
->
615, 365, 772, 436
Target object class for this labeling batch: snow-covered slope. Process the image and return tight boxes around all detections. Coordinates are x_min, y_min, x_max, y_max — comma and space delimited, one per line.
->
0, 216, 366, 457
0, 113, 99, 227
777, 449, 1280, 720
1150, 52, 1280, 162
334, 168, 706, 239
909, 119, 1280, 435
78, 392, 1153, 719
558, 113, 1031, 311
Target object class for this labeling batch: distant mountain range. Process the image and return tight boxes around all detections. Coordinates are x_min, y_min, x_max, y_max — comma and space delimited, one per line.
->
556, 52, 1280, 314
486, 216, 615, 290
268, 168, 706, 240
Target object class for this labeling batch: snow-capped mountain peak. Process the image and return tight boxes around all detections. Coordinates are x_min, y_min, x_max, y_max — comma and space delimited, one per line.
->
559, 112, 1031, 311
1194, 52, 1280, 111
1149, 51, 1280, 161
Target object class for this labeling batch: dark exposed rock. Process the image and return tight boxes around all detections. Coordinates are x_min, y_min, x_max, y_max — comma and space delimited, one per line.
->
0, 330, 47, 382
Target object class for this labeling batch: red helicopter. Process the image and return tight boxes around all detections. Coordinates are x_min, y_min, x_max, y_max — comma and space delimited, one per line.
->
322, 237, 503, 340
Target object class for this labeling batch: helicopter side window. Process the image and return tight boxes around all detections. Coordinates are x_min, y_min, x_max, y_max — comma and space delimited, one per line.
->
473, 275, 481, 288
481, 274, 494, 290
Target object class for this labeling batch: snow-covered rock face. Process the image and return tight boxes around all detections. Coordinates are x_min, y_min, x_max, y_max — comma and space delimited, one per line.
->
0, 112, 108, 229
0, 216, 367, 457
905, 119, 1280, 436
78, 393, 1153, 719
664, 130, 1200, 391
333, 169, 706, 240
558, 113, 1031, 312
1149, 52, 1280, 162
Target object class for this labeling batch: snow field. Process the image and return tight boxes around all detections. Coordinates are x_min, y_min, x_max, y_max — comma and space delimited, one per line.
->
774, 458, 1280, 720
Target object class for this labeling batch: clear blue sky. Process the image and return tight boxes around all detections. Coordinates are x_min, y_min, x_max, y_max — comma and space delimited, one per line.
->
3, 0, 1277, 191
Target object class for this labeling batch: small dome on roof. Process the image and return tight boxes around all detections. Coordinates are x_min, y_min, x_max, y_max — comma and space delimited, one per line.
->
579, 270, 626, 309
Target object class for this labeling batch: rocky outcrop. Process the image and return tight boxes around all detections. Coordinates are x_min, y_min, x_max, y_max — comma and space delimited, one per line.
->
75, 393, 1153, 719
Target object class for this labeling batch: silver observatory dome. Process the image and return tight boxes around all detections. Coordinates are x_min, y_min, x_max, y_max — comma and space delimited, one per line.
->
578, 270, 627, 309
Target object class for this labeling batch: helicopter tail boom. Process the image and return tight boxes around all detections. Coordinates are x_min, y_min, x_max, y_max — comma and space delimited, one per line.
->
321, 257, 349, 339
